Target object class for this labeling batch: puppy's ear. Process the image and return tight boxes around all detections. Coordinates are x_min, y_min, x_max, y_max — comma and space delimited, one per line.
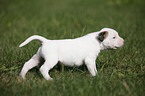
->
98, 31, 108, 42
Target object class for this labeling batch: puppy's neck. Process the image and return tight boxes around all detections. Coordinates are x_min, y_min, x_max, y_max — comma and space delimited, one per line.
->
100, 43, 107, 50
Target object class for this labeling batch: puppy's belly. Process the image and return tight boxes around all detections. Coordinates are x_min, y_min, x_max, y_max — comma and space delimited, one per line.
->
59, 56, 84, 66
61, 60, 83, 66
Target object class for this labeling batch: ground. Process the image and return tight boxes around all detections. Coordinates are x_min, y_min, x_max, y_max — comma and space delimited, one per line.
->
0, 0, 145, 96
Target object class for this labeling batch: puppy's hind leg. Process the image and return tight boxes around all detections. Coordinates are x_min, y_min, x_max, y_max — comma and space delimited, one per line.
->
40, 57, 58, 80
20, 51, 41, 79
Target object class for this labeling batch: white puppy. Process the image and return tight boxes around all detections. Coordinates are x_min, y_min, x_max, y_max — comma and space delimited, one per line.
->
19, 28, 124, 80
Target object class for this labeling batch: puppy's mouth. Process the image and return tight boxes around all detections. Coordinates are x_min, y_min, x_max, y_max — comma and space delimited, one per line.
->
113, 46, 122, 49
113, 42, 124, 49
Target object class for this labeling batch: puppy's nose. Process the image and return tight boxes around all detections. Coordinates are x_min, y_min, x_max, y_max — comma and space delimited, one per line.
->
121, 38, 124, 43
121, 39, 124, 46
122, 39, 124, 43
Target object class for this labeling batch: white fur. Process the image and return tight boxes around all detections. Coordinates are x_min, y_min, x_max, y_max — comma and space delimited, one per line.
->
19, 28, 124, 80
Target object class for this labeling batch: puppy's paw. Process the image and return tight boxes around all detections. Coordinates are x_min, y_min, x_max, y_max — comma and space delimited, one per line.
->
46, 77, 53, 80
19, 73, 26, 80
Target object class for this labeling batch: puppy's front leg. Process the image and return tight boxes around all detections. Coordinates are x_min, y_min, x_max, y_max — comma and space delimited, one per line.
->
85, 58, 97, 76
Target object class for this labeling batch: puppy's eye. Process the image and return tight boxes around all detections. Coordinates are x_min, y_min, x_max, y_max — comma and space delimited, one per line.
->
113, 37, 116, 39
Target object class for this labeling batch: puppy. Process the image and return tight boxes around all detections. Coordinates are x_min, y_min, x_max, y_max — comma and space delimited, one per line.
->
19, 28, 124, 80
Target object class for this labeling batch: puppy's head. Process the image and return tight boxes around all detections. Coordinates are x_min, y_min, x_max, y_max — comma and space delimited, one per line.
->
98, 28, 124, 50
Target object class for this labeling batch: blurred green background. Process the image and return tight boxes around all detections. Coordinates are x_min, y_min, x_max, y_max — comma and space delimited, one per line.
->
0, 0, 145, 96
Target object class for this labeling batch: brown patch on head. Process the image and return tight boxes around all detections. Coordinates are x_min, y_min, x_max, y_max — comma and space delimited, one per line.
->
98, 31, 108, 42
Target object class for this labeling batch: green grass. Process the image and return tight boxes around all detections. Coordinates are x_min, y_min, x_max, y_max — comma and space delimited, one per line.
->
0, 0, 145, 96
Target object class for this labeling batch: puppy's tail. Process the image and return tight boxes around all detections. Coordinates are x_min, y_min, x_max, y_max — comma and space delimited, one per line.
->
19, 35, 48, 47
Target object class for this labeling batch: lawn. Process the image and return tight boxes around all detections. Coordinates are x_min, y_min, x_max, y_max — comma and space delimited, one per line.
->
0, 0, 145, 96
